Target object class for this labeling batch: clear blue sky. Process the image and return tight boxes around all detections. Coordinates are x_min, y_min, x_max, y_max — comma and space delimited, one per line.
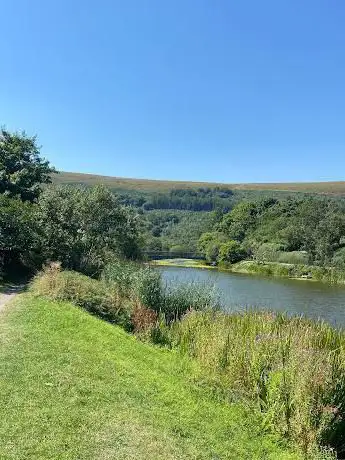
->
1, 1, 345, 183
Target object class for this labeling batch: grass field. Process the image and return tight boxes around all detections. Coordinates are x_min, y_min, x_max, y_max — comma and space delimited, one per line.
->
54, 171, 345, 195
0, 294, 302, 460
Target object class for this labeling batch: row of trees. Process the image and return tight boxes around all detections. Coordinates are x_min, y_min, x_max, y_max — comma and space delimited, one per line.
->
0, 129, 142, 278
198, 197, 345, 267
120, 187, 236, 212
144, 210, 216, 253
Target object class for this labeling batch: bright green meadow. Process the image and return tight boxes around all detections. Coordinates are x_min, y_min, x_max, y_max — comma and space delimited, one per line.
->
0, 294, 303, 460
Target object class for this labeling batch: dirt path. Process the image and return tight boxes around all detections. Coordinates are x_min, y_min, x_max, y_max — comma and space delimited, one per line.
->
0, 285, 25, 313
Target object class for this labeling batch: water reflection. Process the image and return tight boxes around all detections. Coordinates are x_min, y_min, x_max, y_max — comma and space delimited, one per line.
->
157, 266, 345, 327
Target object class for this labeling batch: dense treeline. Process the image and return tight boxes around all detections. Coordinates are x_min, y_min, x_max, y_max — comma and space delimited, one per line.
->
0, 129, 142, 278
198, 196, 345, 268
140, 187, 235, 211
3, 127, 345, 273
144, 210, 216, 253
104, 187, 236, 211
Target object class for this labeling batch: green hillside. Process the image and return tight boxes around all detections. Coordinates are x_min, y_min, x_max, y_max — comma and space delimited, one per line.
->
0, 294, 301, 460
54, 171, 345, 195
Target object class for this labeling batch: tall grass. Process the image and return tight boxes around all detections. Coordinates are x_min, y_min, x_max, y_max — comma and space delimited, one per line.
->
30, 263, 133, 329
31, 261, 218, 332
31, 261, 345, 456
167, 310, 345, 456
102, 260, 163, 311
102, 260, 218, 321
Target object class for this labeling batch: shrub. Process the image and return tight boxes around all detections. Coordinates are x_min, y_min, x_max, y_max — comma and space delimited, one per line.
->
162, 282, 220, 322
34, 185, 142, 276
332, 247, 345, 270
102, 260, 162, 311
217, 240, 246, 264
30, 263, 132, 329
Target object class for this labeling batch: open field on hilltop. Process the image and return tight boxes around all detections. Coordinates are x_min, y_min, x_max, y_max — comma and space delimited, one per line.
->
0, 294, 302, 460
54, 171, 345, 195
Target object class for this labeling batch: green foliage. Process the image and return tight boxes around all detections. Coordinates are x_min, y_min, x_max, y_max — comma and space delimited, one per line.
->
218, 240, 246, 264
332, 246, 345, 270
229, 260, 345, 282
102, 260, 217, 321
102, 260, 162, 312
145, 210, 217, 254
168, 310, 345, 457
162, 282, 220, 322
277, 251, 309, 265
201, 196, 345, 269
34, 185, 142, 275
0, 195, 36, 275
253, 243, 282, 262
142, 187, 235, 211
0, 295, 304, 459
30, 263, 132, 328
198, 232, 227, 262
0, 128, 55, 202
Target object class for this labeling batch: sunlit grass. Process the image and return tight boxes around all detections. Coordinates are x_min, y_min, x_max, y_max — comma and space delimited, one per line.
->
0, 295, 302, 459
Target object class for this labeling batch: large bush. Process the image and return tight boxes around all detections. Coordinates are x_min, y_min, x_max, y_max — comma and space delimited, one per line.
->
217, 240, 246, 264
35, 185, 142, 275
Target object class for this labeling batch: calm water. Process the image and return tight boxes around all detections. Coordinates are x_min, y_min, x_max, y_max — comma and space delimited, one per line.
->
157, 266, 345, 327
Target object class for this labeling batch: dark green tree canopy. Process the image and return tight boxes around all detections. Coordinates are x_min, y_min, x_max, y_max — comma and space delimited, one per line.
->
35, 185, 142, 275
0, 129, 55, 202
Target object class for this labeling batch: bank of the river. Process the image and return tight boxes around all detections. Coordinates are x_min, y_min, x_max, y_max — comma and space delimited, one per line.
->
152, 258, 345, 284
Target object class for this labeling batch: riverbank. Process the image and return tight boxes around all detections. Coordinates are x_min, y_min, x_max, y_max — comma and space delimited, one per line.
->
151, 259, 345, 284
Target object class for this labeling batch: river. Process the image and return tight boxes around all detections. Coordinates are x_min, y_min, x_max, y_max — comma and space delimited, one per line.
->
157, 266, 345, 327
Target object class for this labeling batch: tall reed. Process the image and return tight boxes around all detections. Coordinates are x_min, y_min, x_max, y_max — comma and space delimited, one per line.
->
168, 310, 345, 456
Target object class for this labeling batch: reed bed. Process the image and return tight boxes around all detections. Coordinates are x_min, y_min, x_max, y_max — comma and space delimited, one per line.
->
167, 310, 345, 456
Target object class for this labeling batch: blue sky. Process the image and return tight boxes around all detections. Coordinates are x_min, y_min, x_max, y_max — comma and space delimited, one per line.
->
1, 1, 345, 183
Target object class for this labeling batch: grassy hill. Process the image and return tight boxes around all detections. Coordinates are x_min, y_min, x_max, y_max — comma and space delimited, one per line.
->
54, 171, 345, 195
0, 294, 302, 460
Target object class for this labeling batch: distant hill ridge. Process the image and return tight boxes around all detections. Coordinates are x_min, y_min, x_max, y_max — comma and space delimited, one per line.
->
53, 171, 345, 195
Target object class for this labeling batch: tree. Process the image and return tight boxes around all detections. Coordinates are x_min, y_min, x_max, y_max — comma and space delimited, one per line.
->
218, 240, 246, 264
0, 129, 55, 202
0, 196, 36, 276
198, 232, 227, 263
35, 185, 142, 275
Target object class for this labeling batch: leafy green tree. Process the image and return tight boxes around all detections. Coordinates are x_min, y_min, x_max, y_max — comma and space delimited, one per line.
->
198, 232, 227, 263
218, 240, 246, 264
0, 129, 55, 202
0, 196, 36, 276
35, 185, 142, 275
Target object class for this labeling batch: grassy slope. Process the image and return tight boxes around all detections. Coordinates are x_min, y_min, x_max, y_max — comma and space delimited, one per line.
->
54, 171, 345, 195
0, 295, 301, 460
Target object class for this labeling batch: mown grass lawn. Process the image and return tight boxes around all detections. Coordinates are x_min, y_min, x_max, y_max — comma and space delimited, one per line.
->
0, 295, 301, 460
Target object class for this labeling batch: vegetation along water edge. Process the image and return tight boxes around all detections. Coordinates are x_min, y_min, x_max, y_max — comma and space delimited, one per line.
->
23, 261, 344, 458
151, 258, 345, 284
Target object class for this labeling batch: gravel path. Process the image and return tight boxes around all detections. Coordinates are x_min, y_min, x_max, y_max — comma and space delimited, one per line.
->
0, 285, 25, 313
